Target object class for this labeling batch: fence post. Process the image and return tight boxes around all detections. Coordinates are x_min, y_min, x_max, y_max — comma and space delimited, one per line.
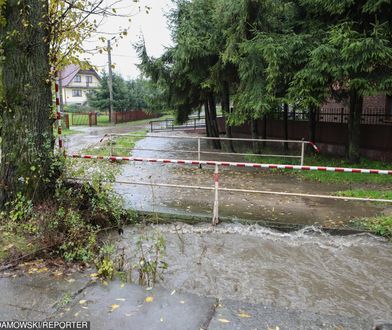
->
194, 118, 197, 130
198, 138, 201, 162
110, 134, 114, 157
88, 112, 92, 127
150, 121, 153, 132
300, 139, 305, 166
212, 164, 219, 225
65, 113, 70, 129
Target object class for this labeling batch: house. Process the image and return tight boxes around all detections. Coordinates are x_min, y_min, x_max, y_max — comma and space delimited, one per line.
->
59, 64, 101, 106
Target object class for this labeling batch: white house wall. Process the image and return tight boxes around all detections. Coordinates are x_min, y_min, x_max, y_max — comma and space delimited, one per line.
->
62, 73, 100, 106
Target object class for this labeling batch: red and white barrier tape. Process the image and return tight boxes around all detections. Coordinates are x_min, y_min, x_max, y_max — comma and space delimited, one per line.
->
55, 78, 63, 149
68, 154, 392, 175
309, 141, 320, 153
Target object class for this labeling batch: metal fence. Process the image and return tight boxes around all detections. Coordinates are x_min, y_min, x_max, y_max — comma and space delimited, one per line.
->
268, 107, 392, 125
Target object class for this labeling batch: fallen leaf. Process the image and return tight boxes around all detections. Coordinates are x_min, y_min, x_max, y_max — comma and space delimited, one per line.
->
145, 296, 154, 303
116, 298, 126, 301
160, 317, 164, 322
238, 312, 251, 318
67, 278, 75, 283
180, 300, 185, 304
170, 290, 176, 296
110, 304, 120, 312
74, 312, 80, 317
120, 283, 125, 288
218, 319, 230, 323
79, 300, 87, 305
90, 273, 98, 278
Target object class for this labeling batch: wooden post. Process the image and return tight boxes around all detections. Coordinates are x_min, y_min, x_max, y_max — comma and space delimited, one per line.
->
65, 113, 70, 129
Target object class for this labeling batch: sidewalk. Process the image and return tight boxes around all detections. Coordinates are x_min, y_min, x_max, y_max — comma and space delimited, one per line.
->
0, 274, 372, 329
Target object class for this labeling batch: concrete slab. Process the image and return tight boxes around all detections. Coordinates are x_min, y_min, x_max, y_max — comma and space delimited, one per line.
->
0, 273, 90, 320
59, 281, 217, 330
208, 299, 373, 330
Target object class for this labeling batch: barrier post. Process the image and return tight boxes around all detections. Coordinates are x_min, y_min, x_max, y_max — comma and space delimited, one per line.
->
110, 134, 114, 157
300, 139, 305, 166
212, 164, 220, 225
150, 121, 153, 132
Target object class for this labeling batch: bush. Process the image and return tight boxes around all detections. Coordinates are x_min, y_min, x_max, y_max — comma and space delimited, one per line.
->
0, 158, 135, 265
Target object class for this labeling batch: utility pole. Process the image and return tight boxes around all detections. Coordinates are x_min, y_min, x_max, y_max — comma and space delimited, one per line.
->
107, 39, 114, 123
58, 71, 64, 113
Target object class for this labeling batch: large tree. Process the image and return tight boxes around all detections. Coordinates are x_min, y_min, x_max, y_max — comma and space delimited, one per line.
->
291, 0, 392, 162
0, 0, 54, 205
0, 0, 142, 207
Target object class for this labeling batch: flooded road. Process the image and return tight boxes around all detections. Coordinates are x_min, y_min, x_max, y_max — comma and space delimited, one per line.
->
113, 223, 392, 325
115, 132, 390, 226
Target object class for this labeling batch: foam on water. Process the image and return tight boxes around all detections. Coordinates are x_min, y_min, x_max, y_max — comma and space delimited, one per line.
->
117, 222, 392, 324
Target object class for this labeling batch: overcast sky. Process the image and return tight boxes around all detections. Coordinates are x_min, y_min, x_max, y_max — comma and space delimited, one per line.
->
83, 0, 174, 79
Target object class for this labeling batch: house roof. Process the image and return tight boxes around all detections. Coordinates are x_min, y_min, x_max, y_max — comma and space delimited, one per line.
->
59, 64, 101, 87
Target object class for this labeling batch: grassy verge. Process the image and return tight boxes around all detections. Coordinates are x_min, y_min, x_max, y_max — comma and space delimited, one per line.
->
335, 189, 392, 200
0, 231, 34, 264
0, 157, 134, 267
82, 130, 148, 156
353, 215, 392, 241
246, 153, 392, 184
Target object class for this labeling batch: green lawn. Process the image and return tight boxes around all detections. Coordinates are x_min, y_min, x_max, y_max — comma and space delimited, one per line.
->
335, 189, 392, 200
68, 113, 110, 126
246, 153, 392, 184
353, 215, 392, 241
82, 130, 148, 156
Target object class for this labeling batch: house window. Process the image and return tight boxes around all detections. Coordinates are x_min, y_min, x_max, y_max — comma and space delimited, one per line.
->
72, 89, 83, 97
86, 75, 93, 83
74, 75, 82, 83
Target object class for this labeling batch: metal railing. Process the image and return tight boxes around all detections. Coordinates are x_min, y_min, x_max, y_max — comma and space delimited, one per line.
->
100, 133, 319, 166
69, 154, 392, 226
149, 117, 207, 132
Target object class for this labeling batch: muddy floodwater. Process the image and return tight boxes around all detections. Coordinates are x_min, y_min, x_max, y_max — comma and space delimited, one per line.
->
112, 223, 392, 324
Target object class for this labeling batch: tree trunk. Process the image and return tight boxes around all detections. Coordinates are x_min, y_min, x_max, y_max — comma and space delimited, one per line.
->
0, 0, 55, 207
262, 114, 267, 148
221, 81, 234, 152
308, 105, 317, 153
309, 105, 317, 143
283, 103, 289, 151
250, 118, 260, 154
347, 89, 363, 163
208, 93, 221, 149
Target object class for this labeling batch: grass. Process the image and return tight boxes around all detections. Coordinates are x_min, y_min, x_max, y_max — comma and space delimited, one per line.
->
61, 128, 81, 136
353, 215, 392, 241
0, 230, 33, 263
68, 113, 110, 126
246, 152, 392, 184
82, 130, 148, 156
335, 189, 392, 200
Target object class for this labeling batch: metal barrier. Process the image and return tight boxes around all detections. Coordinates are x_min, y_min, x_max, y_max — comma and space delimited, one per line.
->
100, 133, 320, 166
69, 153, 392, 225
149, 117, 207, 132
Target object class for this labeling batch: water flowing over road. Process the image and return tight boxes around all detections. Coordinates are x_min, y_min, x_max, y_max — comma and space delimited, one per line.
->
114, 223, 392, 325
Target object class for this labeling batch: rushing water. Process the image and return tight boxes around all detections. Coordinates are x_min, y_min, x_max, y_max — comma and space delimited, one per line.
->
114, 223, 392, 324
